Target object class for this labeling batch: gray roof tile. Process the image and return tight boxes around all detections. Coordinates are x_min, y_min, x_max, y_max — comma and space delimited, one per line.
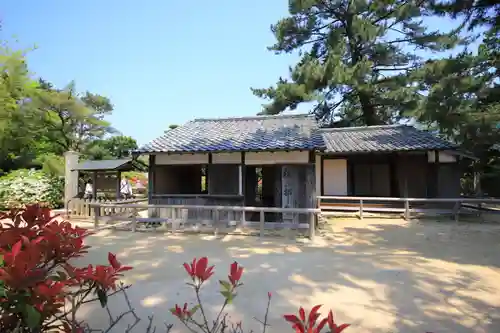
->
74, 158, 135, 171
320, 125, 457, 153
138, 115, 457, 154
138, 114, 323, 153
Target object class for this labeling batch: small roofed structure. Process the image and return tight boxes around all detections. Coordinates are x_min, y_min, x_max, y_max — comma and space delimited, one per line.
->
135, 114, 467, 223
73, 158, 146, 200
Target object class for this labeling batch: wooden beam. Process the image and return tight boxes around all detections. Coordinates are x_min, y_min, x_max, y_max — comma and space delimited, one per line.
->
148, 155, 155, 203
308, 150, 315, 164
238, 153, 246, 197
238, 166, 243, 196
116, 171, 121, 200
320, 155, 325, 196
435, 150, 440, 197
206, 153, 212, 194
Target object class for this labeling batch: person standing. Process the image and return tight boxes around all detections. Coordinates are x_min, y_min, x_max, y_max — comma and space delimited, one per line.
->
84, 179, 93, 200
120, 177, 133, 199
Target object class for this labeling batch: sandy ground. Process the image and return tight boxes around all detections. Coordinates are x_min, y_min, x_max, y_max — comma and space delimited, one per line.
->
71, 218, 500, 333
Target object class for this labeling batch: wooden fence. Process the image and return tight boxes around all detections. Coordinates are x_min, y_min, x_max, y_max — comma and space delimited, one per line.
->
317, 196, 500, 221
66, 197, 147, 218
89, 202, 320, 239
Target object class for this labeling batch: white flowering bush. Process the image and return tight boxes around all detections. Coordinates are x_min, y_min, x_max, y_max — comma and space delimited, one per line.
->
0, 169, 64, 210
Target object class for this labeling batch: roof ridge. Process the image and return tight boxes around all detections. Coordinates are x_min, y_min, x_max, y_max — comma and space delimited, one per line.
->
192, 113, 313, 122
319, 124, 408, 132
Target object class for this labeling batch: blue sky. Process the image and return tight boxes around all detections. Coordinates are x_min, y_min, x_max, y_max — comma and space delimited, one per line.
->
2, 1, 460, 145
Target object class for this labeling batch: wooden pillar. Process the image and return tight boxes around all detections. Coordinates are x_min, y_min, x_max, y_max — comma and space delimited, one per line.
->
148, 155, 155, 203
116, 171, 121, 200
238, 166, 243, 195
320, 155, 325, 196
315, 154, 322, 197
239, 153, 246, 197
206, 153, 212, 194
435, 150, 440, 197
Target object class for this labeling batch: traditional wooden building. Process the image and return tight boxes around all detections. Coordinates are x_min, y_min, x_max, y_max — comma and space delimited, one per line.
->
135, 114, 463, 221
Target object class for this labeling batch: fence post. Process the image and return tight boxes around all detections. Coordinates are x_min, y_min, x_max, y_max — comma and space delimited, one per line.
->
453, 201, 460, 222
308, 212, 315, 240
213, 208, 220, 236
131, 208, 137, 232
404, 199, 410, 220
240, 208, 246, 226
93, 205, 100, 229
171, 208, 178, 233
259, 210, 265, 237
359, 199, 364, 220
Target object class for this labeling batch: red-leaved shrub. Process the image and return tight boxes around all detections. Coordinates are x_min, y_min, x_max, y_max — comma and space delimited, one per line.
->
170, 256, 350, 333
0, 204, 132, 332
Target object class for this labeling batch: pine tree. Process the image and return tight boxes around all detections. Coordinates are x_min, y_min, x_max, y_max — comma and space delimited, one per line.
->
252, 0, 459, 126
420, 0, 500, 194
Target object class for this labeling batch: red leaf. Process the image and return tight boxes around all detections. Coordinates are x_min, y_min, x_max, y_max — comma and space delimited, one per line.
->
108, 253, 120, 269
183, 262, 193, 277
308, 304, 322, 327
195, 257, 208, 277
11, 240, 22, 258
316, 318, 328, 332
335, 323, 350, 333
283, 314, 301, 324
299, 307, 306, 321
292, 322, 305, 333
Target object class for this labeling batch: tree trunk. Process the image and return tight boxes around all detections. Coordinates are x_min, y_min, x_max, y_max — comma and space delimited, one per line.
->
358, 92, 379, 125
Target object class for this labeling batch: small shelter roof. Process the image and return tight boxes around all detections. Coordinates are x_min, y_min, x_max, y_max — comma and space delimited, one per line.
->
73, 158, 145, 172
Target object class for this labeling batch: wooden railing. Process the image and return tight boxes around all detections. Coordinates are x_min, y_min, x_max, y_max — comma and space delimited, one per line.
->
316, 196, 500, 221
89, 202, 320, 239
66, 197, 148, 218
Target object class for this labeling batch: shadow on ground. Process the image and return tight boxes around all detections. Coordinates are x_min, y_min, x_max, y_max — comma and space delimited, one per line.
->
73, 218, 500, 333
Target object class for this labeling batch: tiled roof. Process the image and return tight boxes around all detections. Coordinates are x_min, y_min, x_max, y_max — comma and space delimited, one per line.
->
74, 158, 137, 171
138, 114, 323, 153
320, 125, 457, 153
138, 115, 457, 154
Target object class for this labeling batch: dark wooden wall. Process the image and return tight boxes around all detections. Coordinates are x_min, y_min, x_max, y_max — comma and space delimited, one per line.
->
326, 152, 462, 198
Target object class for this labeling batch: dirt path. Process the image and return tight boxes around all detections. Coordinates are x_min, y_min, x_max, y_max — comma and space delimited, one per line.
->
73, 218, 500, 332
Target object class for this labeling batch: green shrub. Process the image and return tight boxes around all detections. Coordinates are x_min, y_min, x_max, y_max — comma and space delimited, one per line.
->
35, 153, 65, 177
0, 169, 64, 209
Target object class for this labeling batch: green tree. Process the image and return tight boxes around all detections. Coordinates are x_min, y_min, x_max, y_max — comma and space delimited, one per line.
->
419, 0, 500, 194
0, 42, 119, 174
0, 45, 43, 173
35, 80, 116, 153
85, 135, 138, 160
431, 0, 499, 31
252, 0, 459, 125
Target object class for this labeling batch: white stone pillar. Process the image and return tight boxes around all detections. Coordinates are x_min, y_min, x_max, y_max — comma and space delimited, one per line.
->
64, 151, 80, 209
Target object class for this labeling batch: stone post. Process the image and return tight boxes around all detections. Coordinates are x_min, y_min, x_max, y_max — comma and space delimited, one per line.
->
64, 151, 80, 210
